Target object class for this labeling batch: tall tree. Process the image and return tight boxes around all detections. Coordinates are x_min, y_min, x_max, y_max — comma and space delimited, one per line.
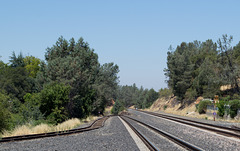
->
0, 65, 34, 102
165, 42, 195, 100
23, 56, 41, 78
39, 36, 119, 118
9, 52, 25, 68
218, 34, 239, 93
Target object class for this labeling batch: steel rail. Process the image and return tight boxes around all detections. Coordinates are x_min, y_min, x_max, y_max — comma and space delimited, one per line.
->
134, 110, 240, 139
0, 116, 110, 143
119, 116, 158, 151
121, 115, 202, 151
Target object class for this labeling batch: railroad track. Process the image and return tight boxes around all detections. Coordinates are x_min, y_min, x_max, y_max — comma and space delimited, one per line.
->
134, 110, 240, 139
120, 115, 202, 151
0, 116, 110, 143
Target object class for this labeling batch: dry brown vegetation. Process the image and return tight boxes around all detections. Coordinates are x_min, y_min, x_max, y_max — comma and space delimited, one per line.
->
2, 116, 98, 137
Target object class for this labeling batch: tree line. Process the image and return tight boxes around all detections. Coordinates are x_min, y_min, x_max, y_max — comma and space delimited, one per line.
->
111, 84, 159, 114
0, 36, 120, 132
165, 34, 240, 102
0, 36, 159, 133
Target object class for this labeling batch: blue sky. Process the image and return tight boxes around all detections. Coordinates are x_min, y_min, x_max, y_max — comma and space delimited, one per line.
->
0, 0, 240, 91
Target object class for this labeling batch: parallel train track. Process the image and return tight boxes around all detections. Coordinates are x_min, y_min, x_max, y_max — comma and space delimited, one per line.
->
120, 115, 202, 151
0, 116, 110, 143
134, 110, 240, 139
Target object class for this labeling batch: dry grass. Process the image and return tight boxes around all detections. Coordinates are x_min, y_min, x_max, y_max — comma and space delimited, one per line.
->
104, 106, 113, 115
2, 125, 33, 137
2, 116, 99, 137
82, 115, 98, 123
32, 123, 51, 134
54, 118, 81, 132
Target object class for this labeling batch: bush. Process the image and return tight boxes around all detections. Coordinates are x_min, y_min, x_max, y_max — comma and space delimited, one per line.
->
229, 100, 240, 118
195, 104, 199, 110
39, 83, 70, 124
0, 92, 12, 132
20, 93, 44, 124
198, 100, 212, 114
216, 100, 228, 117
159, 88, 172, 99
111, 100, 124, 115
0, 105, 11, 133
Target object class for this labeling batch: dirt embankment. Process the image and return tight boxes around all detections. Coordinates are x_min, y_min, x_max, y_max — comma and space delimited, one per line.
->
145, 96, 215, 120
145, 97, 240, 123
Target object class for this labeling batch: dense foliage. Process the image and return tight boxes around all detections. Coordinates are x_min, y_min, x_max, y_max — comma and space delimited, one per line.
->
116, 84, 159, 109
198, 100, 212, 114
165, 35, 240, 102
0, 36, 120, 133
229, 100, 240, 118
111, 100, 124, 115
159, 88, 172, 99
38, 36, 119, 118
216, 99, 240, 118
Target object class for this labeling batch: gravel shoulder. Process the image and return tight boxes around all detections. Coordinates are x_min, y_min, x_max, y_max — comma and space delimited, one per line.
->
0, 116, 139, 151
128, 109, 240, 151
151, 110, 240, 128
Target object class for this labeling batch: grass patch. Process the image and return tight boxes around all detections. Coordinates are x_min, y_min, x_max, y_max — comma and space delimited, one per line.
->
2, 116, 98, 137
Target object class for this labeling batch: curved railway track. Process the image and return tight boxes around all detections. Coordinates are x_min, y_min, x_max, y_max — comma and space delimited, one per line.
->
0, 116, 110, 143
120, 115, 202, 151
134, 110, 240, 139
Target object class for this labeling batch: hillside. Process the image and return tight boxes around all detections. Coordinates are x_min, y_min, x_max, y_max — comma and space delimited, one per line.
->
145, 97, 218, 121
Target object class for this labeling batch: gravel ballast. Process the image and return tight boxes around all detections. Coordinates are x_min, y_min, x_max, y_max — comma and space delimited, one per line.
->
122, 116, 185, 151
128, 109, 240, 151
153, 110, 240, 128
0, 116, 139, 151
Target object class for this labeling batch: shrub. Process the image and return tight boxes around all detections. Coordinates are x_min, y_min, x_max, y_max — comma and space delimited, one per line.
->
18, 93, 44, 124
111, 100, 124, 115
229, 100, 240, 118
198, 100, 212, 114
159, 88, 172, 99
39, 83, 70, 124
0, 105, 10, 133
216, 100, 228, 117
195, 104, 199, 111
0, 92, 12, 132
232, 94, 240, 100
163, 105, 168, 110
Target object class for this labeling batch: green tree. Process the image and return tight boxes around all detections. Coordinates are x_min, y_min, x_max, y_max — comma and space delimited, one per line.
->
19, 93, 43, 124
0, 66, 34, 102
39, 82, 70, 124
9, 52, 25, 68
159, 88, 172, 99
233, 42, 240, 65
0, 91, 12, 132
116, 84, 157, 109
229, 100, 240, 118
165, 42, 195, 101
92, 63, 119, 114
111, 100, 124, 115
218, 34, 239, 93
198, 100, 212, 114
23, 56, 41, 78
144, 88, 159, 108
39, 36, 119, 118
